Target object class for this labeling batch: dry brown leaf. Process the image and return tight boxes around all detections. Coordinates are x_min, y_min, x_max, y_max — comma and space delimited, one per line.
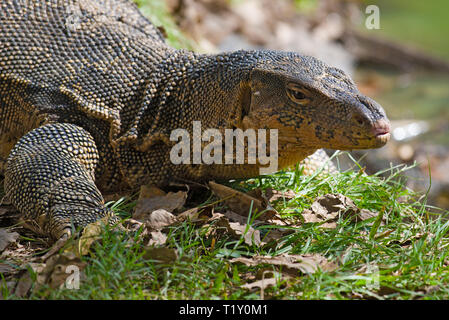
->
229, 222, 261, 246
139, 185, 167, 199
212, 214, 261, 246
223, 210, 292, 244
177, 205, 214, 223
241, 277, 278, 291
261, 228, 294, 244
134, 190, 187, 221
223, 210, 255, 225
208, 181, 276, 220
359, 209, 379, 222
14, 272, 34, 298
63, 217, 110, 256
147, 231, 168, 246
387, 232, 428, 246
241, 270, 286, 299
265, 188, 297, 202
301, 194, 380, 229
143, 247, 178, 264
204, 210, 291, 246
0, 262, 15, 275
230, 253, 337, 275
42, 253, 87, 289
0, 228, 19, 252
311, 193, 358, 219
145, 209, 176, 230
245, 188, 263, 200
15, 253, 87, 296
76, 220, 104, 255
121, 218, 144, 232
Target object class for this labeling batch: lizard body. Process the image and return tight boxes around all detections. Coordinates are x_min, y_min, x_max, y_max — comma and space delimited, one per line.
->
0, 0, 390, 239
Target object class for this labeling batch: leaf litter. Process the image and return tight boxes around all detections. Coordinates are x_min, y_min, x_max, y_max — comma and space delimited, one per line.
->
301, 193, 382, 229
3, 181, 387, 297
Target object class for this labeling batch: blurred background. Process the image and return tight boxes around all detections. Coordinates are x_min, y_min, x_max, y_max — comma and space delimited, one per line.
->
137, 0, 449, 211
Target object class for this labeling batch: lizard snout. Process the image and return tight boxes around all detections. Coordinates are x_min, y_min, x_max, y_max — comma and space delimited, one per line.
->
350, 99, 391, 148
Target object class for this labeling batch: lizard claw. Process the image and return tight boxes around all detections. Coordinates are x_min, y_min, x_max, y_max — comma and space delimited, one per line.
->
41, 228, 72, 261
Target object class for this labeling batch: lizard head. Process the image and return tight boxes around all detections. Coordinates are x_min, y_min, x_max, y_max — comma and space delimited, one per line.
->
240, 51, 390, 152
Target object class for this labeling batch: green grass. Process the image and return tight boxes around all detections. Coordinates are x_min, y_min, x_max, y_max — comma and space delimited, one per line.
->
133, 0, 194, 49
3, 153, 449, 300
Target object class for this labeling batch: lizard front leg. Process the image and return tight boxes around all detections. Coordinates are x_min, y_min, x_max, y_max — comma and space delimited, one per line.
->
4, 123, 118, 241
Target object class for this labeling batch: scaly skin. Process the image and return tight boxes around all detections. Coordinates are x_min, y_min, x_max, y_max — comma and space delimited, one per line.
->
0, 0, 390, 240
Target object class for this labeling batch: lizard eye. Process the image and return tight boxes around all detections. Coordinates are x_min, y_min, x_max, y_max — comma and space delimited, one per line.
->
286, 84, 309, 104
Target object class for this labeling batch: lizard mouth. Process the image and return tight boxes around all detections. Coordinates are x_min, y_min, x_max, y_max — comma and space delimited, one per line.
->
372, 119, 391, 147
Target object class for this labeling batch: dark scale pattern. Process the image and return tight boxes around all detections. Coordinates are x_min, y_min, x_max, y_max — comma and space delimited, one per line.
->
5, 123, 117, 239
0, 0, 390, 239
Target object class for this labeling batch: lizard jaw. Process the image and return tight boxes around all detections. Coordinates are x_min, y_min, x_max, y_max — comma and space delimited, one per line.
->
372, 118, 391, 147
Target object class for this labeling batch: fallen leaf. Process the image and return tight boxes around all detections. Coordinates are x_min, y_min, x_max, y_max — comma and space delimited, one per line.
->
63, 217, 110, 256
177, 205, 214, 223
265, 188, 297, 202
245, 188, 264, 200
147, 231, 168, 246
0, 262, 15, 275
139, 185, 167, 199
121, 218, 144, 232
230, 253, 337, 275
223, 210, 259, 225
241, 277, 278, 291
261, 228, 294, 244
77, 220, 104, 255
387, 232, 428, 246
145, 209, 176, 230
212, 214, 261, 246
134, 191, 187, 221
229, 222, 261, 246
302, 209, 337, 228
42, 253, 87, 289
311, 193, 358, 219
14, 272, 34, 298
143, 247, 178, 264
202, 210, 291, 246
241, 270, 285, 299
0, 228, 19, 252
301, 194, 380, 229
208, 181, 276, 220
15, 253, 86, 296
359, 209, 379, 221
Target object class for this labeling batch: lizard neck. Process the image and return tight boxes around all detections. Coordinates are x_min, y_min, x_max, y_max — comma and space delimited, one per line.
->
124, 49, 263, 150
114, 49, 264, 186
152, 49, 262, 131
